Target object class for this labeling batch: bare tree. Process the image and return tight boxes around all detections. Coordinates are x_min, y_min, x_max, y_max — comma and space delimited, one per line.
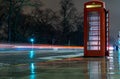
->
0, 0, 40, 42
0, 0, 43, 42
32, 8, 61, 44
0, 0, 10, 42
59, 0, 77, 45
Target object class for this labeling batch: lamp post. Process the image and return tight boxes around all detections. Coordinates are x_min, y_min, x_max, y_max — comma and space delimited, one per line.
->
30, 38, 34, 50
29, 38, 35, 79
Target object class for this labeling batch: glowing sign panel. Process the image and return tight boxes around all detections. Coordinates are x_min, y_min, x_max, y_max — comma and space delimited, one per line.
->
86, 4, 102, 8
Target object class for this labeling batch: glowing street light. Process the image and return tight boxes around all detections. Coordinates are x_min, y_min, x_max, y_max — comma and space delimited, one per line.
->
30, 38, 34, 43
30, 38, 35, 50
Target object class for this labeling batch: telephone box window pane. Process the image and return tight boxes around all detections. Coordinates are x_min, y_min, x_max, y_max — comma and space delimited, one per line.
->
88, 12, 99, 17
89, 16, 99, 20
89, 36, 100, 40
87, 41, 100, 45
89, 21, 100, 26
89, 31, 100, 35
89, 27, 100, 30
87, 46, 100, 50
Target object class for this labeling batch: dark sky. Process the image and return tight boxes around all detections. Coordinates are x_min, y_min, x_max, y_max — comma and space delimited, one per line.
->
42, 0, 120, 44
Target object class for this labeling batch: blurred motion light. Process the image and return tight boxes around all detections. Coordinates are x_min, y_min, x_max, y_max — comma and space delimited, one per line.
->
118, 40, 120, 44
108, 46, 114, 51
30, 50, 34, 59
30, 63, 36, 79
31, 63, 35, 74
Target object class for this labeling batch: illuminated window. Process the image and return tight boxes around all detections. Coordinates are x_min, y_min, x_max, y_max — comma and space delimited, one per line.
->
88, 41, 100, 45
89, 31, 100, 35
89, 22, 100, 26
87, 46, 100, 50
87, 11, 100, 50
89, 36, 100, 40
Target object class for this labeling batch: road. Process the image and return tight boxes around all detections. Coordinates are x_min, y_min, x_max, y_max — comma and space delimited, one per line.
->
0, 44, 83, 64
0, 44, 117, 79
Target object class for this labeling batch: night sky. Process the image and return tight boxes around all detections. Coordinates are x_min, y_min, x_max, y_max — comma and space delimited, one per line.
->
42, 0, 120, 44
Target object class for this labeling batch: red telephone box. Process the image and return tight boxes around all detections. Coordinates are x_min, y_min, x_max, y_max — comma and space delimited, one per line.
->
84, 0, 109, 56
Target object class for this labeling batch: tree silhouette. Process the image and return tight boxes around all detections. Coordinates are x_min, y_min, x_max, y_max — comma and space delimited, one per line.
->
0, 0, 43, 42
0, 0, 84, 45
59, 0, 80, 45
0, 0, 10, 42
31, 8, 61, 44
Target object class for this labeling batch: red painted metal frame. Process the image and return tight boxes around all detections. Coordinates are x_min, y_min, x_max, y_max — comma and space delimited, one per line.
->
84, 1, 108, 56
105, 10, 110, 56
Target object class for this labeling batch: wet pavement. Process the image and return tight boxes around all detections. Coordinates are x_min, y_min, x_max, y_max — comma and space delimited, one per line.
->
0, 48, 119, 79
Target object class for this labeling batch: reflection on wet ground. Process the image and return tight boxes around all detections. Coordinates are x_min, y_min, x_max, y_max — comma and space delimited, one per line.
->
0, 49, 119, 79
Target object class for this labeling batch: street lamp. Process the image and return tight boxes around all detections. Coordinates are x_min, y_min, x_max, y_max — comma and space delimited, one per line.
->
30, 38, 34, 50
30, 38, 34, 43
29, 37, 35, 79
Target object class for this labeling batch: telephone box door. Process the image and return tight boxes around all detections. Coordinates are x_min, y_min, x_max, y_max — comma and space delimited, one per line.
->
84, 1, 106, 56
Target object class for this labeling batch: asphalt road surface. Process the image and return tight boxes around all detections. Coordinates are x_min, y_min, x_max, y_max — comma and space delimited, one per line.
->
0, 44, 83, 65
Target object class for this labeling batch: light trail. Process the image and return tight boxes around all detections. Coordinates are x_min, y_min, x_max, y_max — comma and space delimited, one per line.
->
13, 44, 84, 49
0, 43, 84, 53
